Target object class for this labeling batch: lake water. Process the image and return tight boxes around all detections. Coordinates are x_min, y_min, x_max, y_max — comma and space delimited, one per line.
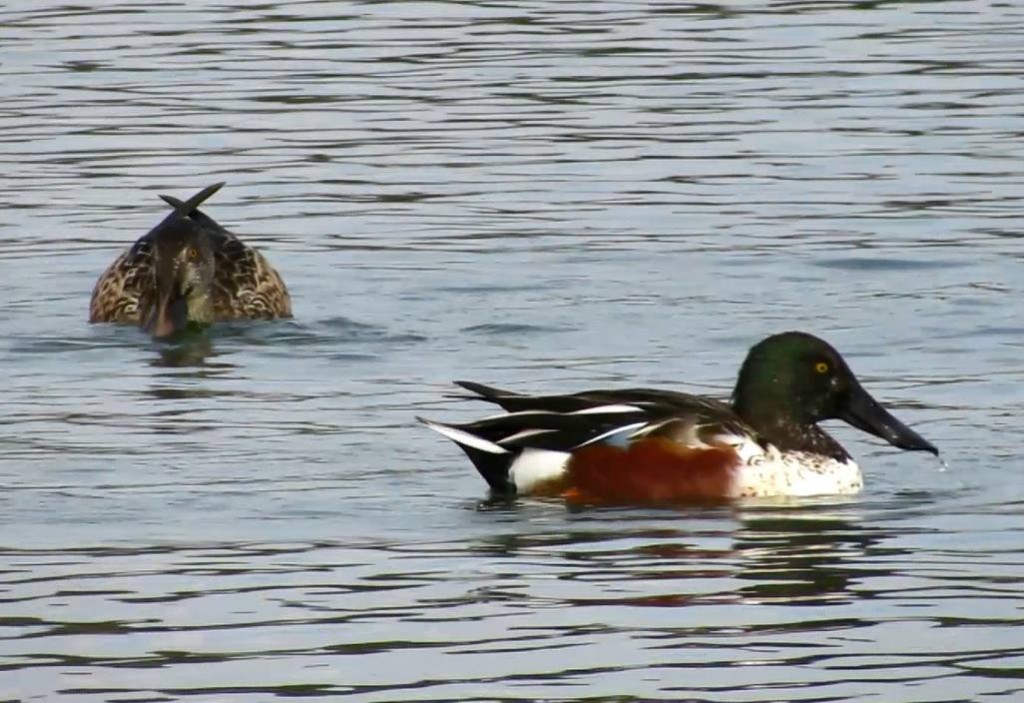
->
3, 1, 1024, 701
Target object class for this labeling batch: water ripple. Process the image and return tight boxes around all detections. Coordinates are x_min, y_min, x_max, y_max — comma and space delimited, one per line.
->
2, 0, 1023, 700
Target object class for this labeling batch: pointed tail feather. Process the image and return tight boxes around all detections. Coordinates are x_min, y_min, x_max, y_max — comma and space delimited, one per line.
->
418, 417, 517, 495
147, 182, 225, 237
453, 380, 550, 413
170, 182, 225, 217
160, 192, 230, 234
454, 381, 521, 401
454, 381, 617, 414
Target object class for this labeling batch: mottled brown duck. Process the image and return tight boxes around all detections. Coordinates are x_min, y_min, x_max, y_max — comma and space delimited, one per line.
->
89, 183, 291, 337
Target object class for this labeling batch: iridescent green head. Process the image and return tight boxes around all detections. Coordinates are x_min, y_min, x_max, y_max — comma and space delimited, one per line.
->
732, 332, 937, 455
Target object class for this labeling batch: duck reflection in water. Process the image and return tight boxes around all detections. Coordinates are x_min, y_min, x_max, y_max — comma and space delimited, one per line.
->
466, 503, 896, 608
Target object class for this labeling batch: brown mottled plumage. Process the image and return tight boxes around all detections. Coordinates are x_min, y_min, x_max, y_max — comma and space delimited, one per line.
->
89, 183, 291, 329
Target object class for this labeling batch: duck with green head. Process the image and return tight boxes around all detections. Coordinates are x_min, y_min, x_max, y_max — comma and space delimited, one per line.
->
420, 331, 938, 502
89, 182, 291, 338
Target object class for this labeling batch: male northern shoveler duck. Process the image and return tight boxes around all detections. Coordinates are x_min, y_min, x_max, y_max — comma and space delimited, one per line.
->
89, 182, 291, 337
420, 332, 938, 502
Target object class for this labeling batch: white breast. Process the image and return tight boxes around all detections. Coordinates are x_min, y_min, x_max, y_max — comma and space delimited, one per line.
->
736, 443, 863, 498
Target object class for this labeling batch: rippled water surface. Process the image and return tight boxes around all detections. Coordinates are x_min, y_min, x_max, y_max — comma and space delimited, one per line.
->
3, 1, 1024, 701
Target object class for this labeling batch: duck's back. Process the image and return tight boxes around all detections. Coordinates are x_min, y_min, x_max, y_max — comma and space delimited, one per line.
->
211, 233, 292, 320
89, 238, 154, 323
89, 208, 291, 324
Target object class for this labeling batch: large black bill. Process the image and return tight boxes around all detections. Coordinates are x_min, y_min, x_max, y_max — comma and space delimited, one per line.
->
839, 383, 938, 455
143, 293, 188, 339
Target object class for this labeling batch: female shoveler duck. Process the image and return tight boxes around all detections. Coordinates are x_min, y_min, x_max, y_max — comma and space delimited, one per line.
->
420, 332, 938, 501
89, 182, 291, 337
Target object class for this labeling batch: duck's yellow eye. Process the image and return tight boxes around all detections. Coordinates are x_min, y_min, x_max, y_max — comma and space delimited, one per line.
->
815, 361, 830, 374
186, 247, 199, 262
